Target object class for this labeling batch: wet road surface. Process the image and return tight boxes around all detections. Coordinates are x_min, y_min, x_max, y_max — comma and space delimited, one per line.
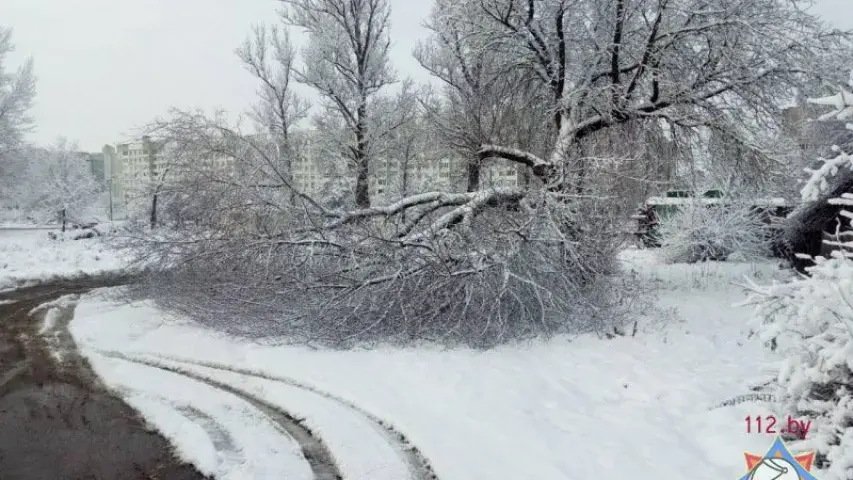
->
0, 277, 207, 480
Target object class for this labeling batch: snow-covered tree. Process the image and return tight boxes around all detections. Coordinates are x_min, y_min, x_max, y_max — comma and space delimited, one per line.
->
138, 110, 285, 232
368, 80, 443, 202
747, 72, 853, 478
236, 24, 309, 188
125, 0, 853, 349
0, 27, 36, 192
415, 0, 551, 192
26, 138, 102, 230
462, 0, 848, 194
280, 0, 396, 208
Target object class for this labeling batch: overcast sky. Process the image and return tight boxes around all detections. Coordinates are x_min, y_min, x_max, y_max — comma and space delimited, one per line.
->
2, 0, 852, 151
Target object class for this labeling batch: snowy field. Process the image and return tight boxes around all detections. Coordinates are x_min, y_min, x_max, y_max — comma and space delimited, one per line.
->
0, 227, 128, 290
65, 249, 806, 480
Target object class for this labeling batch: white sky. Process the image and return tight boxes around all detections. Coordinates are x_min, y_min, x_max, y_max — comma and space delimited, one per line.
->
2, 0, 851, 151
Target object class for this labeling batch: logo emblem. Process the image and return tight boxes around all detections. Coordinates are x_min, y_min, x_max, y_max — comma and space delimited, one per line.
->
740, 436, 818, 480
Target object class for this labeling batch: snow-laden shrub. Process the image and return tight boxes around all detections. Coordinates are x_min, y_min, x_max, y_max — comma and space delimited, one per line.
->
747, 246, 853, 477
747, 76, 853, 478
657, 200, 770, 264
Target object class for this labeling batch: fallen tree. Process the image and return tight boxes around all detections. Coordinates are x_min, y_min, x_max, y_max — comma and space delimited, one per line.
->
124, 0, 851, 347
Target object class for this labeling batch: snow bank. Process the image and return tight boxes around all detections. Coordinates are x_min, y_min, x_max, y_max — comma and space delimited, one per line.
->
0, 228, 128, 290
70, 253, 792, 479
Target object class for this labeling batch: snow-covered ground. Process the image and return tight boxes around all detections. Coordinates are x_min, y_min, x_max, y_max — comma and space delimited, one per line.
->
66, 249, 803, 479
0, 223, 59, 229
0, 227, 128, 290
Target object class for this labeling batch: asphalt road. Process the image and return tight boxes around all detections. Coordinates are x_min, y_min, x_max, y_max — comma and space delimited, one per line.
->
0, 278, 207, 480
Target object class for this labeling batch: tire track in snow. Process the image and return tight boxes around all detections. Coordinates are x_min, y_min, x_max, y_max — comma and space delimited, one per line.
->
98, 351, 343, 480
115, 390, 242, 476
173, 404, 241, 467
99, 350, 439, 480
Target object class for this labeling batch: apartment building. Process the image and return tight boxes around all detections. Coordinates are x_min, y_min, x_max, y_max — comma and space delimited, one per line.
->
104, 136, 238, 218
102, 128, 524, 219
210, 129, 522, 203
372, 155, 522, 199
371, 154, 459, 200
290, 131, 327, 197
482, 161, 522, 189
75, 151, 105, 182
101, 136, 159, 216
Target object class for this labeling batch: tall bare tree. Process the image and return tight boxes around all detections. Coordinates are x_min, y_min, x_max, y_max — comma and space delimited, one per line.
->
27, 138, 102, 230
140, 109, 312, 233
0, 27, 36, 188
367, 80, 435, 200
236, 24, 309, 187
416, 0, 551, 192
279, 0, 396, 208
462, 0, 850, 196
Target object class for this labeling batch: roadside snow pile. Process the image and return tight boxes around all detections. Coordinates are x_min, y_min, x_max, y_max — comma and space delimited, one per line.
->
0, 228, 128, 290
70, 251, 794, 480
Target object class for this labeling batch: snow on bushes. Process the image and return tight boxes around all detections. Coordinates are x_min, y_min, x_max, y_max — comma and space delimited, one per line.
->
657, 200, 770, 264
747, 75, 853, 478
747, 251, 853, 476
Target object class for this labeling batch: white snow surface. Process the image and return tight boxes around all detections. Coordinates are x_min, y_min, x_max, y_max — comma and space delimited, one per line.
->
120, 394, 220, 477
84, 352, 314, 480
0, 228, 127, 290
143, 359, 412, 480
38, 307, 61, 335
68, 249, 809, 480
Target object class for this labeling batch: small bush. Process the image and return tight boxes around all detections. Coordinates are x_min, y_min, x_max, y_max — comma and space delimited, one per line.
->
657, 201, 770, 264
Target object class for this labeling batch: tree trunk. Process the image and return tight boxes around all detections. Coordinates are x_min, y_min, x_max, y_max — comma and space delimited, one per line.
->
150, 193, 158, 230
60, 207, 66, 232
354, 110, 370, 209
576, 157, 586, 195
278, 138, 297, 205
400, 155, 410, 224
573, 139, 587, 195
467, 156, 481, 192
354, 152, 370, 208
